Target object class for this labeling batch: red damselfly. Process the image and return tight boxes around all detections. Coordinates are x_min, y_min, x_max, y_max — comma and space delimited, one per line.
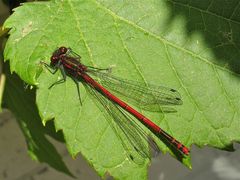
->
41, 47, 190, 163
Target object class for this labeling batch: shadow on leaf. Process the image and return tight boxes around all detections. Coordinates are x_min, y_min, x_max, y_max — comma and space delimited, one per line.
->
166, 0, 240, 74
2, 62, 73, 176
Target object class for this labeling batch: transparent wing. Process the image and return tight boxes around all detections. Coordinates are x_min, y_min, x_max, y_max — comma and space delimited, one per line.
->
83, 83, 159, 164
88, 70, 183, 112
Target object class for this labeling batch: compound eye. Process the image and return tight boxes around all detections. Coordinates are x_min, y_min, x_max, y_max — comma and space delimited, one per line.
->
51, 55, 59, 64
59, 46, 68, 54
51, 56, 57, 61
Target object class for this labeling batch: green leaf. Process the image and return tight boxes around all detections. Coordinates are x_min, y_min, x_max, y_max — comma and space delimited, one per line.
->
2, 62, 73, 176
3, 0, 240, 179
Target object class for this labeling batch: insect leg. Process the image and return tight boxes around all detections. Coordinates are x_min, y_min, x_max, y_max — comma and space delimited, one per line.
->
48, 65, 66, 89
72, 77, 82, 105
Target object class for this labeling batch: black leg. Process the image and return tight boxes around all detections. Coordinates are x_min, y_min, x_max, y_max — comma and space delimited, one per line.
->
48, 65, 66, 89
86, 66, 112, 73
67, 48, 81, 60
40, 61, 58, 74
41, 60, 82, 105
72, 78, 82, 105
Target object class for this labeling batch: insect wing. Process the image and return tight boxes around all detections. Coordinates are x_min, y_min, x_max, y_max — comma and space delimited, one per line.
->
89, 71, 182, 112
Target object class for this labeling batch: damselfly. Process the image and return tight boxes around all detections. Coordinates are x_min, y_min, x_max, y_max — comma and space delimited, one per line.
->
41, 47, 190, 163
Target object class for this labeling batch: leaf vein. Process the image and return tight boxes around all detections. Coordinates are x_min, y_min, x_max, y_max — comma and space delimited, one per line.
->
95, 1, 240, 77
